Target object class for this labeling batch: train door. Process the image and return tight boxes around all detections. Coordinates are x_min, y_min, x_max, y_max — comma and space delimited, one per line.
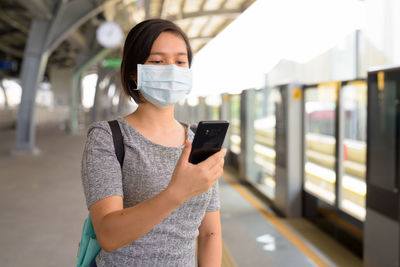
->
364, 66, 400, 267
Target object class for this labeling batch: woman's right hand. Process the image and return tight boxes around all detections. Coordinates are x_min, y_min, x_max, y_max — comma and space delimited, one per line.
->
167, 141, 226, 204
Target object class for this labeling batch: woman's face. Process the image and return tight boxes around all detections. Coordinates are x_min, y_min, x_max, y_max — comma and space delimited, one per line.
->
145, 31, 189, 68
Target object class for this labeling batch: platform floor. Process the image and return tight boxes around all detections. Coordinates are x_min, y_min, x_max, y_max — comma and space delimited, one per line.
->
0, 125, 362, 266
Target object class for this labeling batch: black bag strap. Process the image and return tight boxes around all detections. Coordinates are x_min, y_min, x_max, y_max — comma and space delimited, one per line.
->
108, 120, 124, 167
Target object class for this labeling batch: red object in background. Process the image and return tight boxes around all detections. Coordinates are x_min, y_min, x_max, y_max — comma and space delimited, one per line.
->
309, 110, 335, 120
343, 144, 348, 161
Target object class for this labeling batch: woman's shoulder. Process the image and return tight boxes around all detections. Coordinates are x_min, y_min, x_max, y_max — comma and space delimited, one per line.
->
86, 118, 133, 147
86, 120, 112, 138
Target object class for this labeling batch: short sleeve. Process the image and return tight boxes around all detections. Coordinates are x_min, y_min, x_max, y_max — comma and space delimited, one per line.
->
81, 121, 123, 209
206, 180, 220, 212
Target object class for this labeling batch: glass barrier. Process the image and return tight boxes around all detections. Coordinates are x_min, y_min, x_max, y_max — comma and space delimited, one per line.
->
230, 94, 241, 154
252, 87, 278, 199
211, 106, 220, 120
205, 95, 221, 120
339, 81, 367, 221
304, 83, 338, 205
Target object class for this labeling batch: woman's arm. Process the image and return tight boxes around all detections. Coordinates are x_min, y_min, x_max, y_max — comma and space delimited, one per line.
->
90, 141, 226, 252
197, 211, 222, 267
90, 189, 181, 252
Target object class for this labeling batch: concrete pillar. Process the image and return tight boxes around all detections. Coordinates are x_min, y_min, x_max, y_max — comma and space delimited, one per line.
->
90, 70, 101, 123
275, 84, 303, 217
70, 48, 112, 134
14, 0, 109, 150
15, 20, 51, 152
91, 68, 107, 122
48, 66, 74, 130
220, 94, 231, 149
239, 89, 256, 181
50, 66, 74, 106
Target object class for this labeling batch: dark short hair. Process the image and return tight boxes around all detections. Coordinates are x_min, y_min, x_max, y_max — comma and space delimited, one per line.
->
121, 19, 193, 104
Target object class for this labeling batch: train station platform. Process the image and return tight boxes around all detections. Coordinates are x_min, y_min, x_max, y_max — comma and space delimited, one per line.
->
0, 124, 361, 267
1, 1, 400, 266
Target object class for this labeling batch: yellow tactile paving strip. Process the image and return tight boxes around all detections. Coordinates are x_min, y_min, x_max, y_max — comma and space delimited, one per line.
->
222, 173, 330, 267
222, 242, 237, 267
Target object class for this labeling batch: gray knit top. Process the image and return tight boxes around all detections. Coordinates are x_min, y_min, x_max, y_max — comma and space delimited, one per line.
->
81, 117, 220, 267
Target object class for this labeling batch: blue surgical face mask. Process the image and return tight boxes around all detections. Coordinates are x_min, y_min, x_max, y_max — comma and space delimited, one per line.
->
135, 64, 192, 109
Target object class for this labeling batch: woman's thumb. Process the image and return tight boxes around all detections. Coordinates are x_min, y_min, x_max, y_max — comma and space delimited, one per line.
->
179, 140, 192, 163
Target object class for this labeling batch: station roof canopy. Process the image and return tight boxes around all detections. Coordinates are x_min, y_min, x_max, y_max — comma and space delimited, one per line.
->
0, 0, 255, 77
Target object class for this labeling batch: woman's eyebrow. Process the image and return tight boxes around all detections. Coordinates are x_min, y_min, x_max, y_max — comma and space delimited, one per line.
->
149, 52, 187, 56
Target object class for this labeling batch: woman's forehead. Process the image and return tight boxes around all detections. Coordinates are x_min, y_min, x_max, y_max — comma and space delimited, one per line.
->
150, 32, 187, 55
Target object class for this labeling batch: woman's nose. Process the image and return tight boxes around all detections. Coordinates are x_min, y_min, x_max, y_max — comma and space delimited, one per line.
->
164, 59, 174, 65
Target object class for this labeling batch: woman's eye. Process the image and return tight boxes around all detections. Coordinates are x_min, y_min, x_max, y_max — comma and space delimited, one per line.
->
176, 61, 186, 65
148, 60, 162, 64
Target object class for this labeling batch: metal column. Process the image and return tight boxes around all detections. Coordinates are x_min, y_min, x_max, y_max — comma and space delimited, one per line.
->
14, 0, 108, 151
275, 84, 303, 217
14, 20, 51, 152
91, 68, 107, 123
70, 48, 112, 134
220, 94, 231, 149
239, 89, 255, 181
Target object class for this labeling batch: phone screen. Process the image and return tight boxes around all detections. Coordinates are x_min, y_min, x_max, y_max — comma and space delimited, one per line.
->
189, 120, 229, 164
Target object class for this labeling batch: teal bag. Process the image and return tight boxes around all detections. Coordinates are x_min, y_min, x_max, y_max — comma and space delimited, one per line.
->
77, 215, 101, 267
77, 120, 125, 267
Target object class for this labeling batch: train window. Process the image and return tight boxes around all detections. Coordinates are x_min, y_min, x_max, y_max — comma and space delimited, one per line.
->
230, 94, 241, 154
339, 82, 367, 221
251, 87, 279, 199
303, 83, 338, 205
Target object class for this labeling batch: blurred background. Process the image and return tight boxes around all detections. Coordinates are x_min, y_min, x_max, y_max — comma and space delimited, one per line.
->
0, 0, 399, 266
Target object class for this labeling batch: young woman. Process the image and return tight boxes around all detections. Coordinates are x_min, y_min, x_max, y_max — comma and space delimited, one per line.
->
81, 19, 226, 267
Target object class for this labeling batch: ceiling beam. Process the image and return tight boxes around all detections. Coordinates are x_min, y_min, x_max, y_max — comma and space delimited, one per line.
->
212, 17, 233, 36
197, 16, 211, 38
241, 0, 256, 10
145, 0, 151, 19
218, 0, 229, 9
158, 0, 165, 18
198, 0, 207, 11
0, 8, 29, 33
0, 30, 21, 40
44, 0, 116, 53
166, 8, 241, 21
189, 35, 213, 42
15, 0, 53, 20
0, 42, 23, 58
68, 30, 87, 49
179, 0, 186, 19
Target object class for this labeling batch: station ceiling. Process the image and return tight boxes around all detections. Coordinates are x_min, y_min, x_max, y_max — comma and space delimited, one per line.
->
0, 0, 254, 78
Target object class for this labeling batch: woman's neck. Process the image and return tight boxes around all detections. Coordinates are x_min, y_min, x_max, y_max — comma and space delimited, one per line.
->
128, 102, 178, 130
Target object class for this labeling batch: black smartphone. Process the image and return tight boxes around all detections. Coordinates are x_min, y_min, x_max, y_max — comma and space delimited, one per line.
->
189, 120, 229, 164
